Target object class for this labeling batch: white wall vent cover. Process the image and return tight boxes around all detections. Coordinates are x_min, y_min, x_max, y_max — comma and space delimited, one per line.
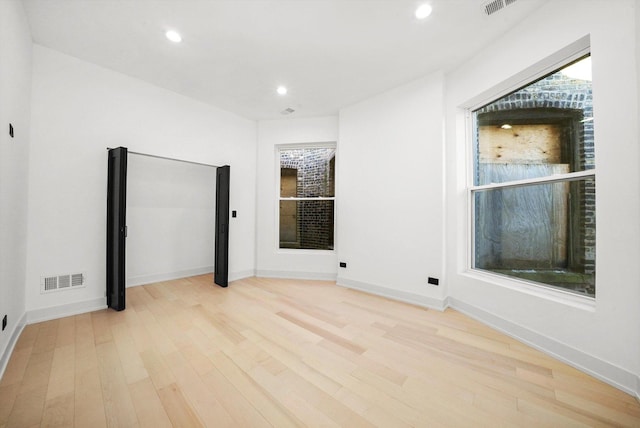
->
41, 272, 86, 293
482, 0, 518, 16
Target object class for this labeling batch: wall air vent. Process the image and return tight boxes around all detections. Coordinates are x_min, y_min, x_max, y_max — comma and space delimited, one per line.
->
41, 272, 86, 293
71, 273, 84, 287
58, 275, 71, 289
482, 0, 518, 16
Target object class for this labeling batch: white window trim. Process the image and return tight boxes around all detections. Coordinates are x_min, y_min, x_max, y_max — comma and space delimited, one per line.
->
459, 270, 596, 311
275, 142, 337, 253
462, 36, 596, 306
471, 169, 596, 192
462, 35, 591, 112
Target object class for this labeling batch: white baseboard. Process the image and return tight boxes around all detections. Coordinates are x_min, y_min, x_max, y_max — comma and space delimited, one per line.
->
337, 278, 448, 311
128, 268, 255, 288
256, 269, 337, 281
126, 266, 214, 287
27, 297, 107, 324
229, 269, 256, 282
0, 311, 27, 382
448, 297, 640, 399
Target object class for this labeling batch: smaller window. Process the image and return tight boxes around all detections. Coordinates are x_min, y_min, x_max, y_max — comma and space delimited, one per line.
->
278, 145, 336, 250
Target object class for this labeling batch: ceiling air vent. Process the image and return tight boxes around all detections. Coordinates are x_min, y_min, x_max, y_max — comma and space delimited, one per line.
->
482, 0, 518, 16
41, 272, 86, 293
281, 108, 295, 115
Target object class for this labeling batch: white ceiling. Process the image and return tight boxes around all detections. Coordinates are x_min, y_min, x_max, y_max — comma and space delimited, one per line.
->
22, 0, 548, 120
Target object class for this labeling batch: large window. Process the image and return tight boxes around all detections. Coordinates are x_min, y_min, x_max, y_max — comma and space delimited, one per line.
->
278, 145, 335, 250
471, 54, 595, 297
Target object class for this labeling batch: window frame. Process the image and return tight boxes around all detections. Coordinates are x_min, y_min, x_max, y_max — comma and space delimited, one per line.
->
275, 142, 337, 253
463, 37, 596, 304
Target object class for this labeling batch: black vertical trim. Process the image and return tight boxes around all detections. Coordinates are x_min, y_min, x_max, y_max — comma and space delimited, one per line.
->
107, 147, 128, 310
215, 165, 230, 287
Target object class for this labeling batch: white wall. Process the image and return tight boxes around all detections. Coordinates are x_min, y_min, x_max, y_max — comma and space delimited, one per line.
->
26, 45, 257, 321
445, 0, 640, 396
337, 73, 446, 309
256, 117, 338, 279
126, 154, 216, 287
0, 0, 32, 376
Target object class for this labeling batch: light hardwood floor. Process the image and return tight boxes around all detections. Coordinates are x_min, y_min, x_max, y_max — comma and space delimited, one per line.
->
1, 275, 639, 427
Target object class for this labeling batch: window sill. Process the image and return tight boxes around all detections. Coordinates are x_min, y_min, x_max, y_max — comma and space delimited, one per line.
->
276, 248, 336, 255
461, 269, 596, 312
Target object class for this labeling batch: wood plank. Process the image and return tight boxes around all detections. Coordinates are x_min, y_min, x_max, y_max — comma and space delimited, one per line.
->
5, 388, 47, 428
111, 322, 149, 385
207, 351, 303, 428
74, 313, 106, 428
41, 392, 74, 428
163, 351, 236, 426
0, 383, 20, 427
45, 344, 75, 401
479, 124, 562, 164
95, 341, 139, 427
91, 311, 114, 345
13, 324, 39, 352
17, 350, 54, 396
157, 383, 204, 428
74, 366, 107, 428
200, 364, 272, 428
128, 378, 172, 428
277, 311, 365, 355
554, 389, 640, 426
0, 347, 33, 388
31, 320, 59, 356
139, 348, 175, 390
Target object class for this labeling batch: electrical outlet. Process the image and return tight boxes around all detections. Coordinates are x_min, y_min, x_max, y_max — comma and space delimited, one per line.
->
2, 315, 7, 331
339, 262, 347, 268
428, 277, 439, 286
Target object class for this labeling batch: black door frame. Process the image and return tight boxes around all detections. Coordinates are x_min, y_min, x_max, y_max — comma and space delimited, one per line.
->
106, 147, 128, 311
107, 150, 230, 307
214, 165, 230, 287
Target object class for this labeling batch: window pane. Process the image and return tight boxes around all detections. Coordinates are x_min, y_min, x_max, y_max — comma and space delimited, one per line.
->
474, 177, 595, 297
279, 200, 334, 250
280, 148, 335, 197
474, 55, 593, 185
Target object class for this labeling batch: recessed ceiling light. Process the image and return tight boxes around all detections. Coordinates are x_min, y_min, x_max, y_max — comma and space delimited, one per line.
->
165, 30, 182, 43
277, 86, 288, 95
500, 124, 513, 130
415, 3, 433, 19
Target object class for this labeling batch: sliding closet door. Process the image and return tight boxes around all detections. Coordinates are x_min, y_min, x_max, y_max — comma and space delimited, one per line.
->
214, 165, 230, 287
107, 147, 128, 310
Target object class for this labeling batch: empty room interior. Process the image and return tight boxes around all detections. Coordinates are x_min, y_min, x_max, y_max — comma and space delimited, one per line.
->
1, 0, 640, 426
